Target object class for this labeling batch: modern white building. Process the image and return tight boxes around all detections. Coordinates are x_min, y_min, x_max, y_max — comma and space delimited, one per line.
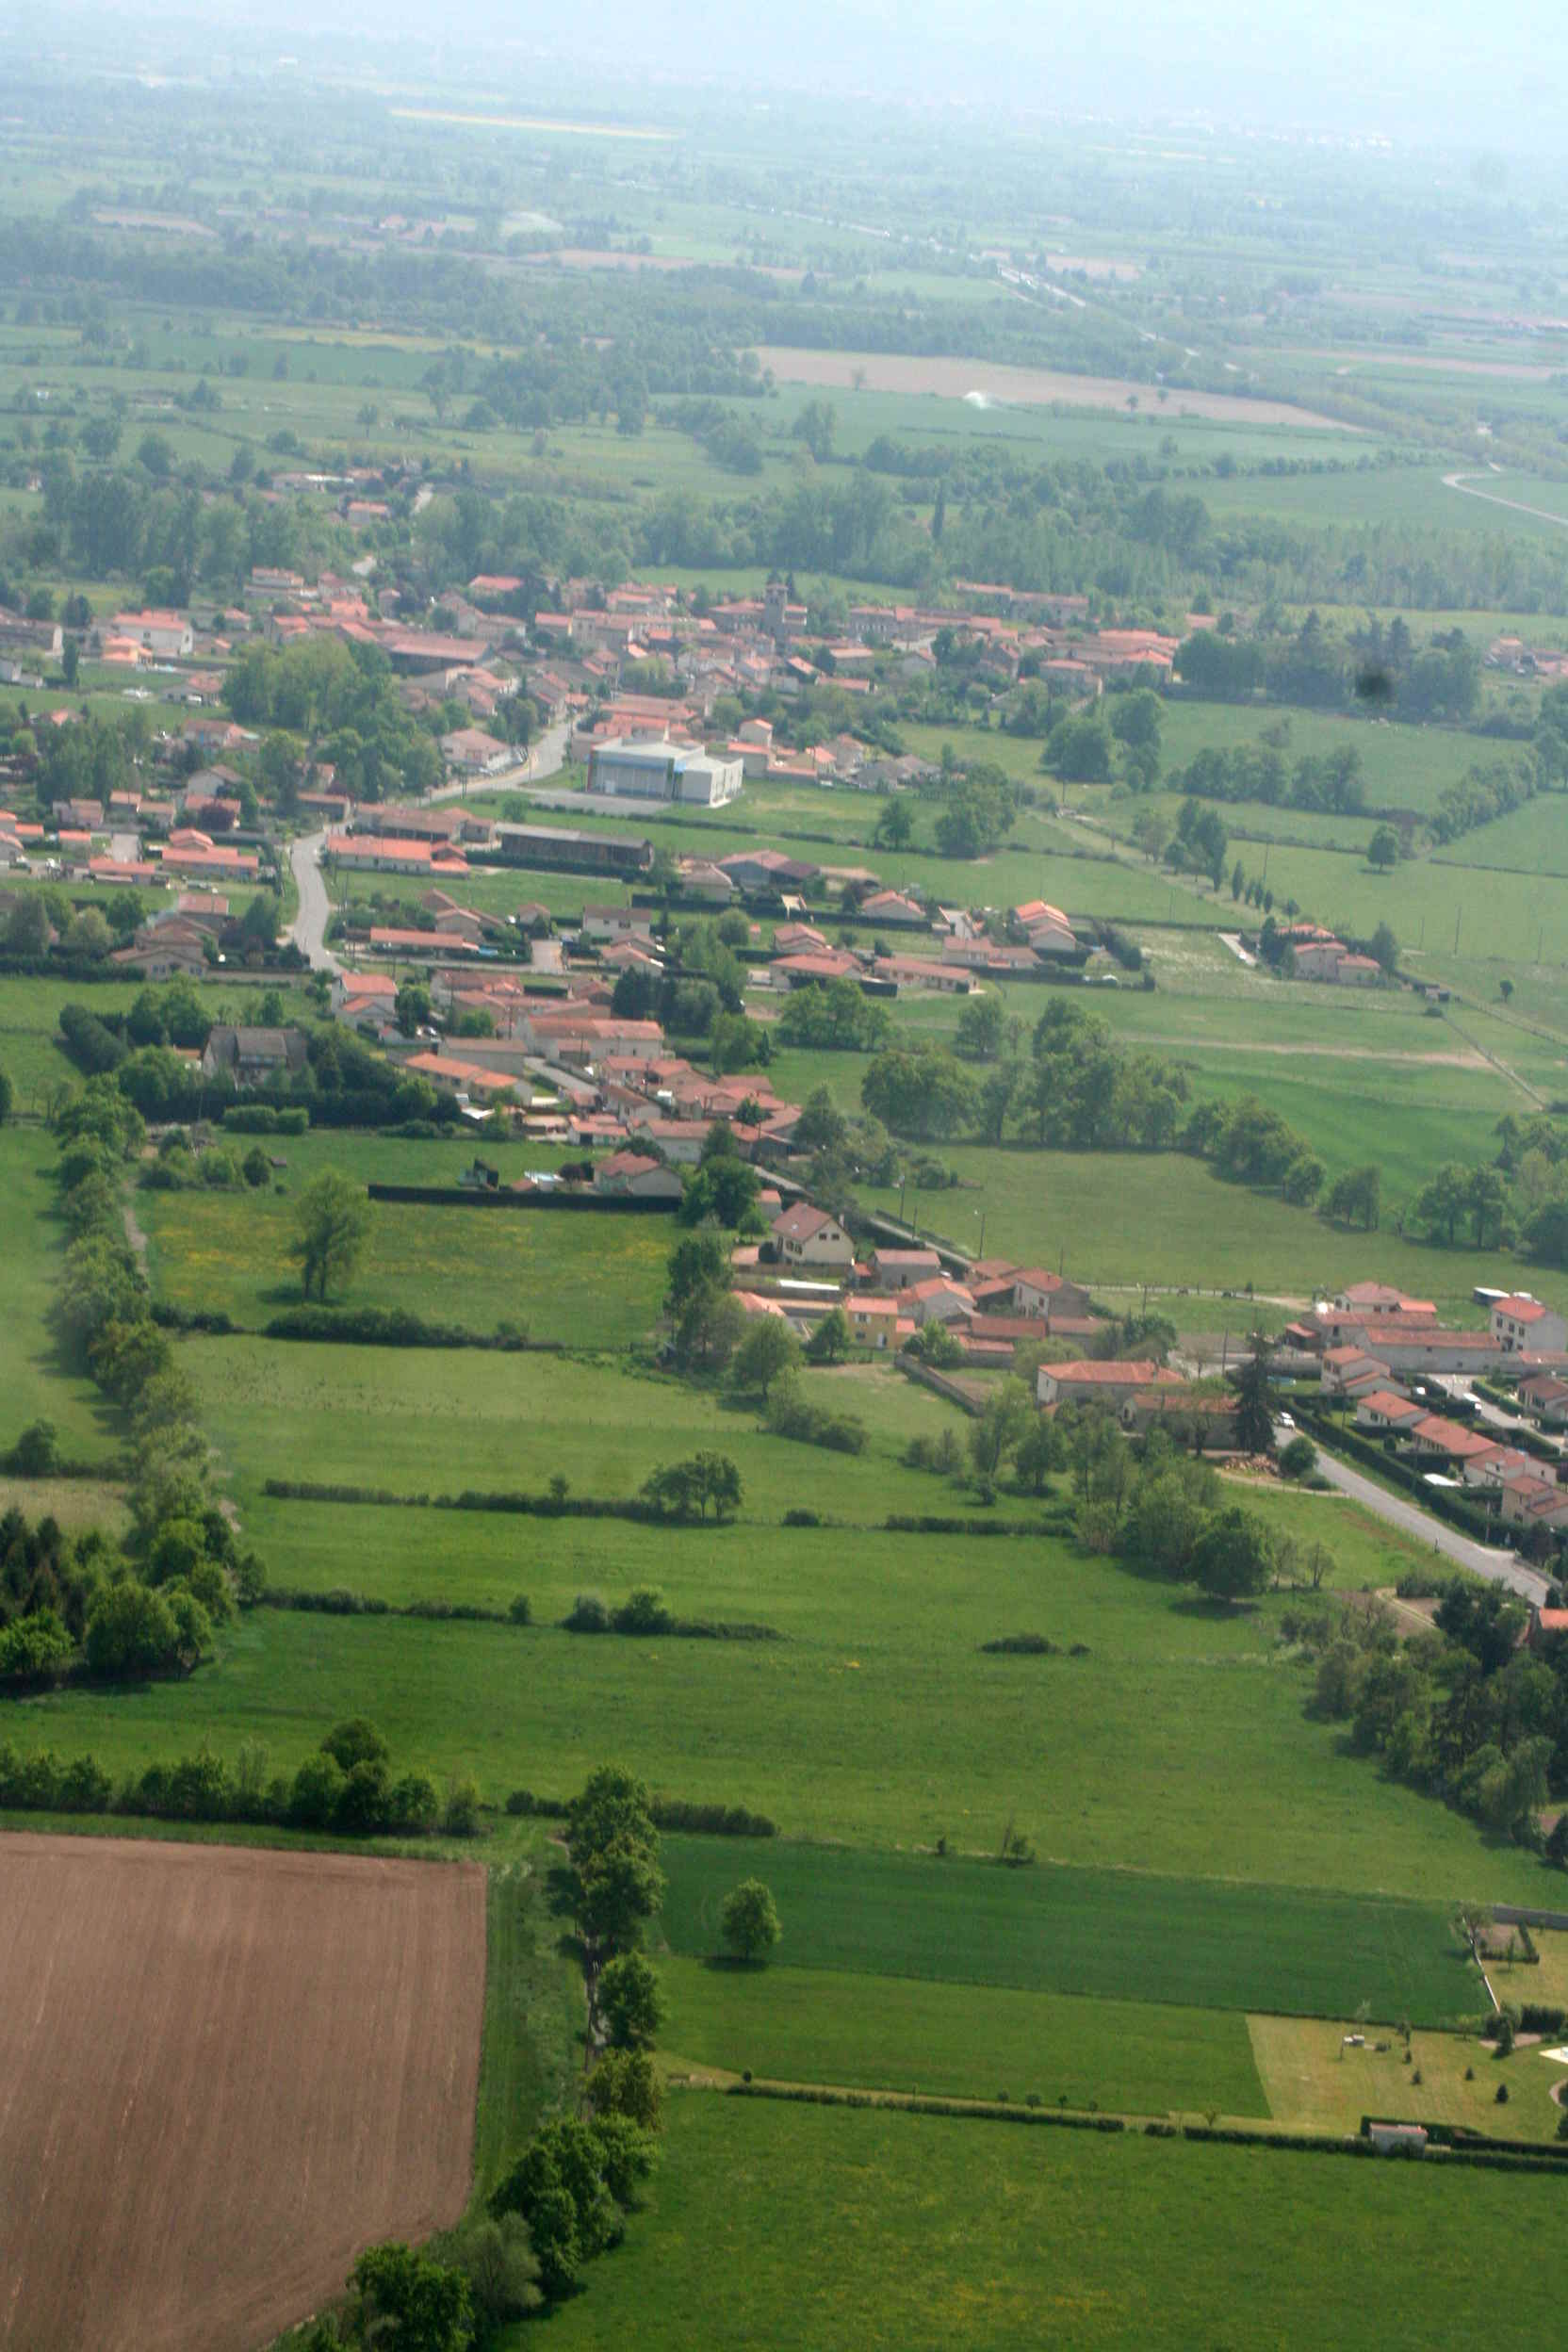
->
586, 737, 743, 808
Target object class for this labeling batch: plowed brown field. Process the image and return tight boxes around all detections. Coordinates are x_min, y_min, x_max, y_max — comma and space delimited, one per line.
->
0, 1834, 485, 2352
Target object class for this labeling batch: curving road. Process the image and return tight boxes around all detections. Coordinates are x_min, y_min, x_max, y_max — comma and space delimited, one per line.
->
1307, 1443, 1550, 1605
1442, 468, 1568, 532
286, 719, 574, 972
288, 827, 340, 972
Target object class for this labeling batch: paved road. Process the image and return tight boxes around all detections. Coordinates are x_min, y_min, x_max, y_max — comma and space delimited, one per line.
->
1308, 1443, 1550, 1604
287, 827, 339, 973
425, 719, 572, 806
1442, 467, 1568, 532
286, 720, 575, 972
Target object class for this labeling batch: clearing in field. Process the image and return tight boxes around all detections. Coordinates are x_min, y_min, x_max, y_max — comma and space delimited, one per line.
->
750, 346, 1353, 428
0, 1834, 484, 2352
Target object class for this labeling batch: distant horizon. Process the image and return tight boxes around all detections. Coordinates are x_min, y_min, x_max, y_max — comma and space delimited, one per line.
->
27, 0, 1568, 155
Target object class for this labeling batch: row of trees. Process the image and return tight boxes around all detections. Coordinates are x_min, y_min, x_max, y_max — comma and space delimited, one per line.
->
41, 1076, 267, 1677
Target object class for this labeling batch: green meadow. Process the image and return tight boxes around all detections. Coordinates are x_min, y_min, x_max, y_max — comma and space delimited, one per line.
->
140, 1142, 671, 1347
657, 1840, 1477, 2027
7, 1496, 1560, 1903
660, 1957, 1269, 2115
537, 2098, 1568, 2352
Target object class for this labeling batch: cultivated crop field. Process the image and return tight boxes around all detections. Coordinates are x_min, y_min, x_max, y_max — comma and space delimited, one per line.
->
0, 1833, 484, 2352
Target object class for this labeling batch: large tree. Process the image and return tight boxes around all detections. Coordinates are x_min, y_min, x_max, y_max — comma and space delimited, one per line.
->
721, 1877, 781, 1965
1190, 1506, 1273, 1603
1233, 1344, 1276, 1456
290, 1168, 372, 1302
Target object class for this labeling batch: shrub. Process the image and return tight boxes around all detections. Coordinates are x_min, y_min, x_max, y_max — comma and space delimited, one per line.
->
564, 1592, 610, 1633
444, 1773, 483, 1836
288, 1752, 346, 1827
0, 1610, 74, 1681
980, 1632, 1057, 1655
9, 1419, 59, 1477
389, 1772, 441, 1833
1278, 1434, 1317, 1479
612, 1587, 675, 1636
507, 1593, 533, 1625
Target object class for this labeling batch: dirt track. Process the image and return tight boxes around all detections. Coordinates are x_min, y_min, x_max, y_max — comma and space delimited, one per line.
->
0, 1834, 485, 2352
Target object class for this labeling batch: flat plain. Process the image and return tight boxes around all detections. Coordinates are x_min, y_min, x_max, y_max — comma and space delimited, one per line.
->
539, 2097, 1568, 2352
0, 1833, 485, 2352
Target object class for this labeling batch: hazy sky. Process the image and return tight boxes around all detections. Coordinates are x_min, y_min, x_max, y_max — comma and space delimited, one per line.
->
57, 0, 1568, 151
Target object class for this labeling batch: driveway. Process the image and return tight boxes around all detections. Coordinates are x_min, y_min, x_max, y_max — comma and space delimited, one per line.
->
1308, 1444, 1551, 1604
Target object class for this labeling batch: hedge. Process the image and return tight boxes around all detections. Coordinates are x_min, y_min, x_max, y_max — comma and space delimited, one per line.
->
504, 1788, 777, 1838
256, 1587, 532, 1625
726, 2082, 1124, 2132
220, 1105, 310, 1135
265, 1305, 535, 1350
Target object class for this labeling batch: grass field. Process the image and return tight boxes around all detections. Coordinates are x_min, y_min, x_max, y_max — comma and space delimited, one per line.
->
180, 1342, 999, 1527
1249, 2013, 1562, 2142
657, 1840, 1478, 2026
6, 1550, 1562, 1903
537, 2097, 1568, 2352
468, 1854, 582, 2204
140, 1140, 672, 1346
855, 1140, 1563, 1322
661, 1957, 1269, 2115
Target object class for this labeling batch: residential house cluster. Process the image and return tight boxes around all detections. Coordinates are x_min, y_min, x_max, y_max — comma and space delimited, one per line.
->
1274, 923, 1382, 988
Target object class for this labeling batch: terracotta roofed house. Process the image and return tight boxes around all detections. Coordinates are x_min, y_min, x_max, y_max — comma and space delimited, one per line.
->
1037, 1360, 1182, 1407
1490, 1294, 1568, 1355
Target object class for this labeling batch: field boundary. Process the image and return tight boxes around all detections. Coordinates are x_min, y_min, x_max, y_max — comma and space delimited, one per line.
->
716, 2079, 1568, 2171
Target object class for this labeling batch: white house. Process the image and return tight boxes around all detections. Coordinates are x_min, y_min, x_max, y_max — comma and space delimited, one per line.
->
1490, 1294, 1568, 1355
1354, 1389, 1425, 1434
582, 906, 657, 945
104, 608, 194, 659
771, 1202, 856, 1269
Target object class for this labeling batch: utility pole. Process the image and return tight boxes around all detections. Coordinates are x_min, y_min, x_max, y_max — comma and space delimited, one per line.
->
1454, 908, 1462, 954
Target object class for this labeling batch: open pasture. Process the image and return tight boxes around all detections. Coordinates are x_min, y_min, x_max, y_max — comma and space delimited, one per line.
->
857, 1140, 1565, 1324
141, 1146, 669, 1347
658, 1839, 1477, 2026
178, 1342, 991, 1527
0, 1832, 483, 2352
4, 1546, 1559, 1902
661, 1956, 1269, 2115
541, 2097, 1568, 2352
